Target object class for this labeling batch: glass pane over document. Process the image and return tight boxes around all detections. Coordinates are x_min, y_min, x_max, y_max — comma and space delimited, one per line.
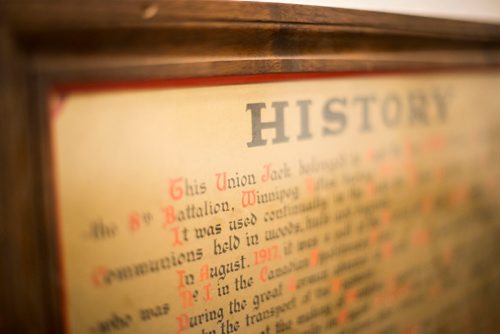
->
52, 72, 500, 334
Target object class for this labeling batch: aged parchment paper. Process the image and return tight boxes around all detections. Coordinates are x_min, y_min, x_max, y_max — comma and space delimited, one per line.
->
53, 72, 500, 334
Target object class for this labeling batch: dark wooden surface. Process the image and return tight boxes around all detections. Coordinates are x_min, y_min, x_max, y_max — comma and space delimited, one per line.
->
2, 0, 500, 40
1, 1, 500, 333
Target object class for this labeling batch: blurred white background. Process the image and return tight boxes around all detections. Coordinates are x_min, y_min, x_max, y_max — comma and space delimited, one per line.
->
247, 0, 500, 23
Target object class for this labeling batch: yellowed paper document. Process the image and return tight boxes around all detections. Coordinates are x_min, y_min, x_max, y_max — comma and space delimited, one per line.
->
53, 72, 500, 334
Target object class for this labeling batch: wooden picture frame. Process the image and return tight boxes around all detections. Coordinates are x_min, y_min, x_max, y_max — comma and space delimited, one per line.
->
1, 1, 500, 333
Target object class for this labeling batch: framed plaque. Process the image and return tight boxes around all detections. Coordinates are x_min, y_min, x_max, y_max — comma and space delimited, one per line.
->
1, 1, 500, 333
